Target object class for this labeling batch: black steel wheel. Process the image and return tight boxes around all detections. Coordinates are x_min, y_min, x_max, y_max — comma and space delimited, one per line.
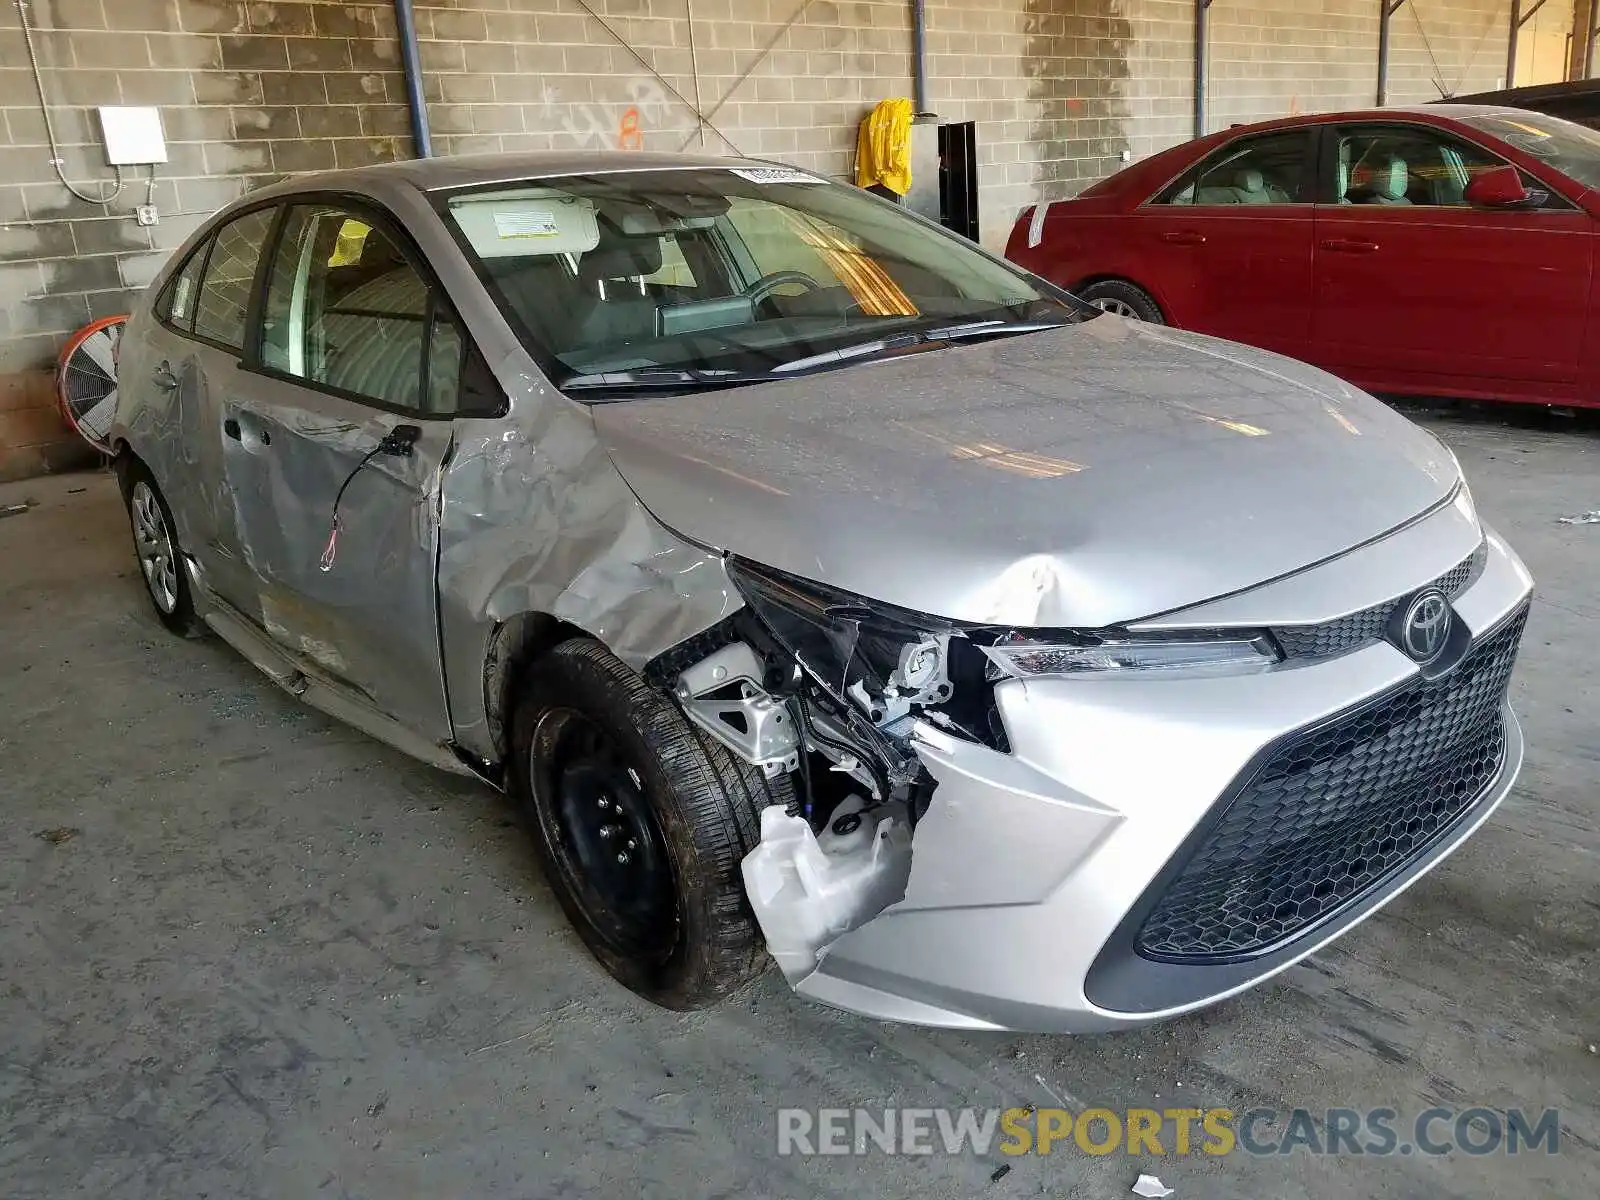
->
512, 638, 793, 1009
533, 709, 678, 962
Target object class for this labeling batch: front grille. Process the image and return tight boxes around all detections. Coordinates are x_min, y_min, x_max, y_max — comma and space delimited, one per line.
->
1272, 542, 1486, 661
1136, 605, 1526, 963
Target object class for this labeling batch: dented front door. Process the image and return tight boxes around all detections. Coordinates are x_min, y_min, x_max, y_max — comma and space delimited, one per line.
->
221, 375, 454, 741
219, 200, 457, 741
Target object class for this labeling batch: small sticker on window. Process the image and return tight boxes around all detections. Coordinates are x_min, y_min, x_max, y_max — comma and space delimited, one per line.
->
493, 209, 561, 239
729, 166, 824, 186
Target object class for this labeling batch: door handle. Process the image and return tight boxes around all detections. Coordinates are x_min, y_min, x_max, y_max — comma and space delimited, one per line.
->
1161, 230, 1207, 245
377, 424, 422, 458
152, 360, 179, 392
1321, 238, 1380, 253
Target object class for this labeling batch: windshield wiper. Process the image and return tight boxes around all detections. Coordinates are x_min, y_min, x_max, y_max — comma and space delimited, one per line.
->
924, 319, 1077, 341
771, 319, 1075, 374
559, 367, 774, 396
560, 320, 1079, 397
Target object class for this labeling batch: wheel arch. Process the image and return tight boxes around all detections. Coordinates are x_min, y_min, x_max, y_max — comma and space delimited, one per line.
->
482, 610, 595, 763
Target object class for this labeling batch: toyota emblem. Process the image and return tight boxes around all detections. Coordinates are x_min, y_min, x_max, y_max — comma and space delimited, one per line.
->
1400, 590, 1452, 663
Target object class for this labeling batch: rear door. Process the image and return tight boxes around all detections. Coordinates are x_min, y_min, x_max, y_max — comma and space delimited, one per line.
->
1133, 128, 1318, 359
223, 199, 473, 741
1311, 122, 1593, 394
143, 206, 281, 618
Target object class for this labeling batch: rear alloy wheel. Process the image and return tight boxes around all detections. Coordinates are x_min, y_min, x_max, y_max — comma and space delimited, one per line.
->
122, 460, 203, 637
1077, 280, 1165, 324
512, 638, 794, 1009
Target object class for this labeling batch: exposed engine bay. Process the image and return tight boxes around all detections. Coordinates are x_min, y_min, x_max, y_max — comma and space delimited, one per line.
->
645, 556, 1025, 985
645, 556, 1302, 986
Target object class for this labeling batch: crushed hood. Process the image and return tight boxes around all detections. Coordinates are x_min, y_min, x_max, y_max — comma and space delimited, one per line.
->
590, 317, 1459, 628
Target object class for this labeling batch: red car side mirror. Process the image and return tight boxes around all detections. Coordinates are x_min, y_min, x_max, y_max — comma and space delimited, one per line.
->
1464, 164, 1532, 208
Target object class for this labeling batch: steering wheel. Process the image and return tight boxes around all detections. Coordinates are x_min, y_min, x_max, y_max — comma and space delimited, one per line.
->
743, 270, 823, 307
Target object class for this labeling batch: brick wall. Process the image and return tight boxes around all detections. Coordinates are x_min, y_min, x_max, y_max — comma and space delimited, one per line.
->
0, 0, 409, 480
0, 0, 1558, 480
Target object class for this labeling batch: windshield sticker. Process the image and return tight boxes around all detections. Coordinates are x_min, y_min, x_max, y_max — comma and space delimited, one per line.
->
729, 166, 825, 186
493, 209, 562, 239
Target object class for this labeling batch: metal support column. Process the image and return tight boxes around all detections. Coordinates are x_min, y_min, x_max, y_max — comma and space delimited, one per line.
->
1194, 0, 1213, 138
911, 0, 931, 119
1507, 0, 1551, 89
1583, 0, 1599, 78
1377, 0, 1407, 106
393, 0, 431, 158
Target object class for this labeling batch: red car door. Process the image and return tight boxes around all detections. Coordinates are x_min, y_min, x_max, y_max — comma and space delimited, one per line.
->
1136, 128, 1318, 361
1312, 121, 1593, 400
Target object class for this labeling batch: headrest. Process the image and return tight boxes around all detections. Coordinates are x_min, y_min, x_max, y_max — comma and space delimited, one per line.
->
1237, 168, 1266, 193
579, 220, 664, 282
1377, 156, 1408, 198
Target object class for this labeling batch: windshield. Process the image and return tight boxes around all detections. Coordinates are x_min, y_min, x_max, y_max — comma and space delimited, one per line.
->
438, 167, 1086, 397
1459, 110, 1600, 190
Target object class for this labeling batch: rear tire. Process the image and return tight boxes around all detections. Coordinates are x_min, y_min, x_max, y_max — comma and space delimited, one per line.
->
1077, 279, 1165, 324
119, 457, 204, 638
511, 638, 792, 1010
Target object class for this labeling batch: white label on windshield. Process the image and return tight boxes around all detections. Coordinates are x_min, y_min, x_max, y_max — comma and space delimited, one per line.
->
493, 209, 561, 239
729, 166, 824, 186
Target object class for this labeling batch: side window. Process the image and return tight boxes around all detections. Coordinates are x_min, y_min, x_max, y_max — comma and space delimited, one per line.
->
425, 308, 463, 416
193, 208, 276, 351
158, 244, 208, 331
261, 205, 432, 411
1160, 132, 1310, 205
1336, 126, 1507, 207
725, 197, 840, 286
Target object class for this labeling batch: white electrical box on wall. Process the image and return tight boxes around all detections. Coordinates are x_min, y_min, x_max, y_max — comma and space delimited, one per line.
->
98, 106, 167, 166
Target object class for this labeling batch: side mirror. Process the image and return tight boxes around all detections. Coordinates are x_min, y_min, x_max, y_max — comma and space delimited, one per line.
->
1464, 165, 1532, 209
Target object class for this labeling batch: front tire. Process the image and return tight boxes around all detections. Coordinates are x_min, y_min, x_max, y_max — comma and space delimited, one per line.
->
511, 638, 793, 1010
1077, 279, 1165, 324
120, 458, 203, 637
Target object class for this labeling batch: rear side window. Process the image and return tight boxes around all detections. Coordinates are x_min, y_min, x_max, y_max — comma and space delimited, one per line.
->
194, 208, 276, 351
157, 245, 208, 332
1158, 131, 1312, 205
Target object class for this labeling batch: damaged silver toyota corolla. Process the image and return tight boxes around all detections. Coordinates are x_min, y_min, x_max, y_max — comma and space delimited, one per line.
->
110, 152, 1533, 1032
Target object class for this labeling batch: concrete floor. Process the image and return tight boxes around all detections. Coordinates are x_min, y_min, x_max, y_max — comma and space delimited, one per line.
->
1, 409, 1595, 1200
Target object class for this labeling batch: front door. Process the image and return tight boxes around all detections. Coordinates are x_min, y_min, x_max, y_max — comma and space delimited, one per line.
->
1311, 122, 1593, 396
1136, 128, 1318, 360
223, 200, 467, 741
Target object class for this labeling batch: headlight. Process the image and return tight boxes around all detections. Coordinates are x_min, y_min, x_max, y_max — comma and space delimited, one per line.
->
981, 632, 1281, 679
726, 557, 947, 702
729, 557, 1282, 698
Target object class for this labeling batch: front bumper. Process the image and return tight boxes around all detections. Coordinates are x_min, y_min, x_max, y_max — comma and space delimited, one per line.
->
795, 524, 1534, 1032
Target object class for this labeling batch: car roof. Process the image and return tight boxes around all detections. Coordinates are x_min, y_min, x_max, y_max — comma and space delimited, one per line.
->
1213, 103, 1536, 137
244, 150, 778, 203
1446, 78, 1600, 105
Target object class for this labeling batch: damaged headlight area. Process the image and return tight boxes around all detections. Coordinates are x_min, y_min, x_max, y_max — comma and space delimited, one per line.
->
982, 631, 1280, 679
648, 557, 1283, 987
681, 557, 1285, 814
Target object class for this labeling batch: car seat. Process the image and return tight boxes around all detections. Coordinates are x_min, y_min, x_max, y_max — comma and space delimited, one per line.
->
572, 221, 665, 348
1351, 155, 1412, 205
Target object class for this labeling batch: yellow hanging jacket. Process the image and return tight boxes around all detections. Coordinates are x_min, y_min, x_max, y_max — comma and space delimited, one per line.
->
855, 97, 913, 196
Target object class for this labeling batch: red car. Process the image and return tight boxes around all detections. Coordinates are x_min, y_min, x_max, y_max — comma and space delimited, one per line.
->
1006, 105, 1600, 409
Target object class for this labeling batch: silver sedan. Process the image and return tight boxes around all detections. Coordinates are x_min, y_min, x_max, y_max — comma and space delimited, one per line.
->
109, 151, 1533, 1032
